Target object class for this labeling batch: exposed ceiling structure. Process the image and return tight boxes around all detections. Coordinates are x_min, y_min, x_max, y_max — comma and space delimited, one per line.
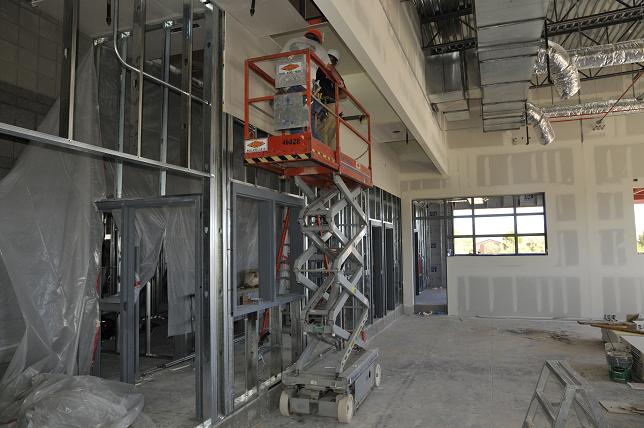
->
413, 0, 644, 137
416, 0, 644, 57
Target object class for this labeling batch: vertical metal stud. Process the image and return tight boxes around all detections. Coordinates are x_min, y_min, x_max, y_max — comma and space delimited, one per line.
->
120, 206, 137, 384
192, 198, 204, 418
245, 313, 258, 392
181, 0, 194, 168
160, 21, 172, 196
129, 0, 146, 157
116, 35, 128, 198
60, 0, 79, 138
270, 307, 282, 377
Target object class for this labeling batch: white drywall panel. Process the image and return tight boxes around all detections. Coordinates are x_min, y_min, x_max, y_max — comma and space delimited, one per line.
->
401, 111, 644, 319
223, 14, 279, 134
314, 0, 447, 174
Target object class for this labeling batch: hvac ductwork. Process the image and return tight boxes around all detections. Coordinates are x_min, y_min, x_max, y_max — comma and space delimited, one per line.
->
525, 102, 554, 145
572, 39, 644, 70
535, 39, 644, 100
542, 98, 644, 119
525, 98, 644, 145
534, 41, 579, 99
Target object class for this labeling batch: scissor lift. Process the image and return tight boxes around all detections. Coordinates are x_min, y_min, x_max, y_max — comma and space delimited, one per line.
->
244, 49, 380, 423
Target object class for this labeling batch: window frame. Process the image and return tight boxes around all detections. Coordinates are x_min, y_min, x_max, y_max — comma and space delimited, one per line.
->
414, 193, 548, 257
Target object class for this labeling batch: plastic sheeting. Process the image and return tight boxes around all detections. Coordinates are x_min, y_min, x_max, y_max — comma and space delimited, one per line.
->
2, 374, 152, 428
235, 197, 260, 297
95, 44, 201, 337
165, 207, 198, 336
0, 257, 23, 365
0, 51, 106, 420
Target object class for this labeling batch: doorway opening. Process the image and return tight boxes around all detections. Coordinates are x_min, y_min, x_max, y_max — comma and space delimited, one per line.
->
412, 200, 448, 314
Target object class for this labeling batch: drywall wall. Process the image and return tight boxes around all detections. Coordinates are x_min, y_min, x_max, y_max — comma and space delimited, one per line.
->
401, 90, 644, 318
371, 142, 401, 197
223, 13, 279, 134
313, 0, 447, 174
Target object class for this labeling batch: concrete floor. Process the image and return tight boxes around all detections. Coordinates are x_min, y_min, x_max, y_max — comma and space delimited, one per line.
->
415, 288, 447, 306
253, 316, 644, 428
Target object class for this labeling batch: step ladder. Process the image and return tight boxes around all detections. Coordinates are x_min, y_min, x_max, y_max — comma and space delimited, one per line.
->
523, 360, 607, 428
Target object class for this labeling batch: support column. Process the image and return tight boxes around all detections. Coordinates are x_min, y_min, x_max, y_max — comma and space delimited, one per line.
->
202, 2, 225, 422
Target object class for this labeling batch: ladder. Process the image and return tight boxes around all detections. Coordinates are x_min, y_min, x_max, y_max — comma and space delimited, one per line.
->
293, 174, 369, 375
523, 360, 607, 428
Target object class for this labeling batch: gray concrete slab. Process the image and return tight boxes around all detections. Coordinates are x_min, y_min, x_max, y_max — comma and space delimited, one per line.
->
252, 316, 644, 428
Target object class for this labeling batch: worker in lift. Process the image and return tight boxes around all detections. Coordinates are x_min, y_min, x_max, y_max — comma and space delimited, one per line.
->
280, 29, 331, 141
317, 49, 347, 150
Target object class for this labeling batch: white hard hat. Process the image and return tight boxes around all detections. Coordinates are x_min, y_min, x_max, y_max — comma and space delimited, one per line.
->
328, 49, 340, 62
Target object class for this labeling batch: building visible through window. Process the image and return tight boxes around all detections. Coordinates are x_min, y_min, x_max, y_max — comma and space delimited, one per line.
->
445, 193, 547, 256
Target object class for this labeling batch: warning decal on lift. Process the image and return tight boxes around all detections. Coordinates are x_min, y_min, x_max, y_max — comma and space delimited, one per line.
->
244, 138, 268, 153
245, 153, 309, 164
277, 61, 303, 75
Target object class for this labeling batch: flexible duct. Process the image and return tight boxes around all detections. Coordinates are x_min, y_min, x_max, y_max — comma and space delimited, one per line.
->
525, 102, 555, 145
571, 39, 644, 70
525, 98, 644, 145
534, 41, 579, 99
541, 98, 644, 119
535, 39, 644, 100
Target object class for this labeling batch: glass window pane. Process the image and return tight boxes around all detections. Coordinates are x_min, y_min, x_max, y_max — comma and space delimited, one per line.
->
634, 188, 644, 254
450, 198, 472, 216
474, 216, 515, 235
516, 193, 544, 211
518, 236, 546, 254
453, 217, 473, 236
473, 195, 514, 215
453, 237, 474, 255
236, 197, 259, 307
476, 237, 515, 255
516, 206, 544, 214
516, 215, 545, 234
474, 207, 515, 215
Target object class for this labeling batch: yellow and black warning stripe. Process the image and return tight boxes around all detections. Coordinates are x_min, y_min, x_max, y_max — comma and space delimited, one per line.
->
245, 153, 309, 164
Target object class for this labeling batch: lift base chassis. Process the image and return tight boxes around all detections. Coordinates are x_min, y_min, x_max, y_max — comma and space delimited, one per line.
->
281, 349, 379, 422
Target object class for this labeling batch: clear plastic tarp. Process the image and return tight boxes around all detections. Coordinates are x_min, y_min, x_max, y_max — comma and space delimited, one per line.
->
0, 30, 202, 428
0, 51, 116, 424
97, 43, 200, 338
3, 374, 153, 428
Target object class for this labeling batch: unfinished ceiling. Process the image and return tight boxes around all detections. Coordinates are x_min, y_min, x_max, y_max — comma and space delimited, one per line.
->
414, 0, 644, 133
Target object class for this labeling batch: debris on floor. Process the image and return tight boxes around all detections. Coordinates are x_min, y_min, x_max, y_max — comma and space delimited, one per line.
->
599, 400, 644, 415
417, 311, 433, 317
504, 328, 572, 344
0, 374, 155, 427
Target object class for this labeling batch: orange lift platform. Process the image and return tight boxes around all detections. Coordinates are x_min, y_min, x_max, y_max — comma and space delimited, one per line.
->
243, 49, 372, 189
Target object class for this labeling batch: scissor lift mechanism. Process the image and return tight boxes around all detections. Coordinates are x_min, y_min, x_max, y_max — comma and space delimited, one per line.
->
244, 50, 380, 423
